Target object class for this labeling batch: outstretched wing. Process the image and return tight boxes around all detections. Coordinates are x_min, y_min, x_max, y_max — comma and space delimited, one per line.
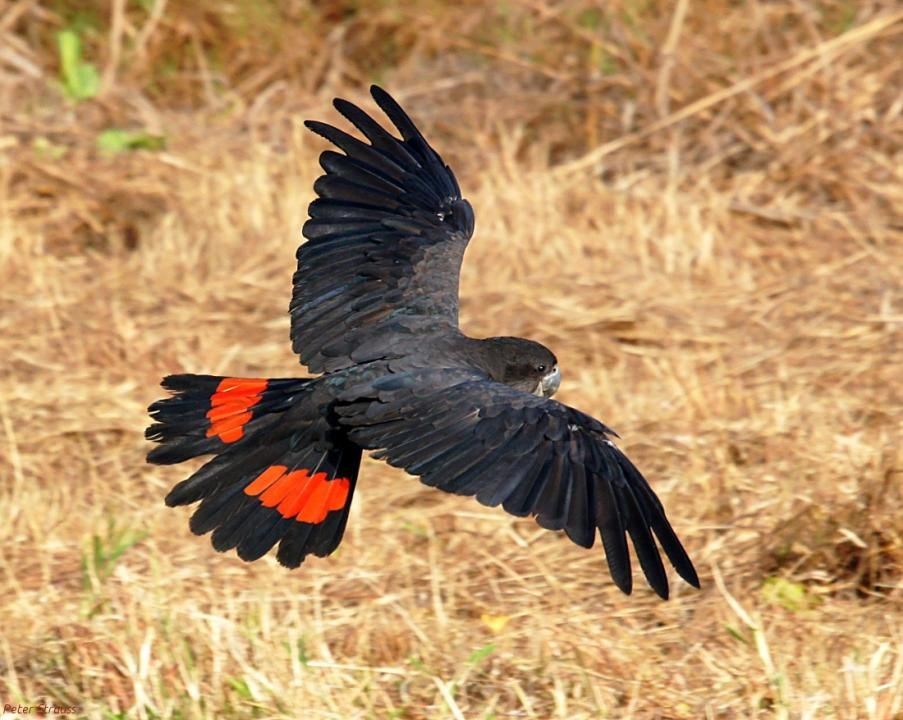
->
338, 369, 699, 599
293, 86, 475, 374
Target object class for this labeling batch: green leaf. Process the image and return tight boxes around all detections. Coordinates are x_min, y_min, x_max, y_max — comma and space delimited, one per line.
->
76, 63, 100, 98
400, 521, 428, 537
467, 642, 496, 665
97, 129, 166, 154
57, 29, 99, 100
724, 624, 749, 644
82, 520, 148, 586
407, 655, 427, 672
577, 8, 604, 31
295, 637, 310, 666
228, 677, 254, 701
762, 576, 816, 611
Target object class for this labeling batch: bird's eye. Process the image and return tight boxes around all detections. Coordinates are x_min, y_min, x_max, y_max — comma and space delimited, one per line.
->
537, 364, 546, 372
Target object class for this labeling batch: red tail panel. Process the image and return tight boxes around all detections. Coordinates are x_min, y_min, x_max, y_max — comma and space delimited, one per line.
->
245, 465, 351, 523
206, 378, 269, 443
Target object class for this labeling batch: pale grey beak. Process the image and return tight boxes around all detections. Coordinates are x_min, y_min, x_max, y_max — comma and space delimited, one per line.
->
540, 365, 561, 398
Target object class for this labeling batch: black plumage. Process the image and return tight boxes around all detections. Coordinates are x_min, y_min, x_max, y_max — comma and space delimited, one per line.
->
146, 86, 699, 599
336, 368, 697, 597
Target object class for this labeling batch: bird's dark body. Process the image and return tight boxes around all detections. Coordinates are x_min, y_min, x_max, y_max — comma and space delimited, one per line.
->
147, 86, 699, 599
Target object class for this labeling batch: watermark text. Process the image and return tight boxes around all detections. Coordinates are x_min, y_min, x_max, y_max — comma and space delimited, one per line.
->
3, 704, 81, 715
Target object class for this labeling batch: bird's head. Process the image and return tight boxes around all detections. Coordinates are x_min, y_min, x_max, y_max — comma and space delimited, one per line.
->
483, 337, 560, 398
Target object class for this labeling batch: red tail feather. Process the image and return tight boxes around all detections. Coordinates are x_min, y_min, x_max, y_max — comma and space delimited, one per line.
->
147, 373, 362, 567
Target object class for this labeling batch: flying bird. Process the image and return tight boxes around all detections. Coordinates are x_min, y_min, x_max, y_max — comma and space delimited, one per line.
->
147, 86, 699, 598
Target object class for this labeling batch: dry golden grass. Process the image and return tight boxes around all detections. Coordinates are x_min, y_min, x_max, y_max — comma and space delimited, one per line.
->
1, 1, 902, 718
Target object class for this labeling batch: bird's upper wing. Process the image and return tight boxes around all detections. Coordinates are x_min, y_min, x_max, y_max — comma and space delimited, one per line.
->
337, 369, 700, 599
292, 86, 475, 374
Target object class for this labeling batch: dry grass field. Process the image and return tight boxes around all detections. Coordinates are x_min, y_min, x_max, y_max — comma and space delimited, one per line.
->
1, 2, 902, 718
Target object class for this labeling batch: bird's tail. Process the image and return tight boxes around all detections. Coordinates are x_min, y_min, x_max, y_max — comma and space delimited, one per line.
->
146, 374, 362, 566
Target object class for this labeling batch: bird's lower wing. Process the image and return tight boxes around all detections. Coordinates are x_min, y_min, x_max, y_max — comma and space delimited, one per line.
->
337, 369, 699, 599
